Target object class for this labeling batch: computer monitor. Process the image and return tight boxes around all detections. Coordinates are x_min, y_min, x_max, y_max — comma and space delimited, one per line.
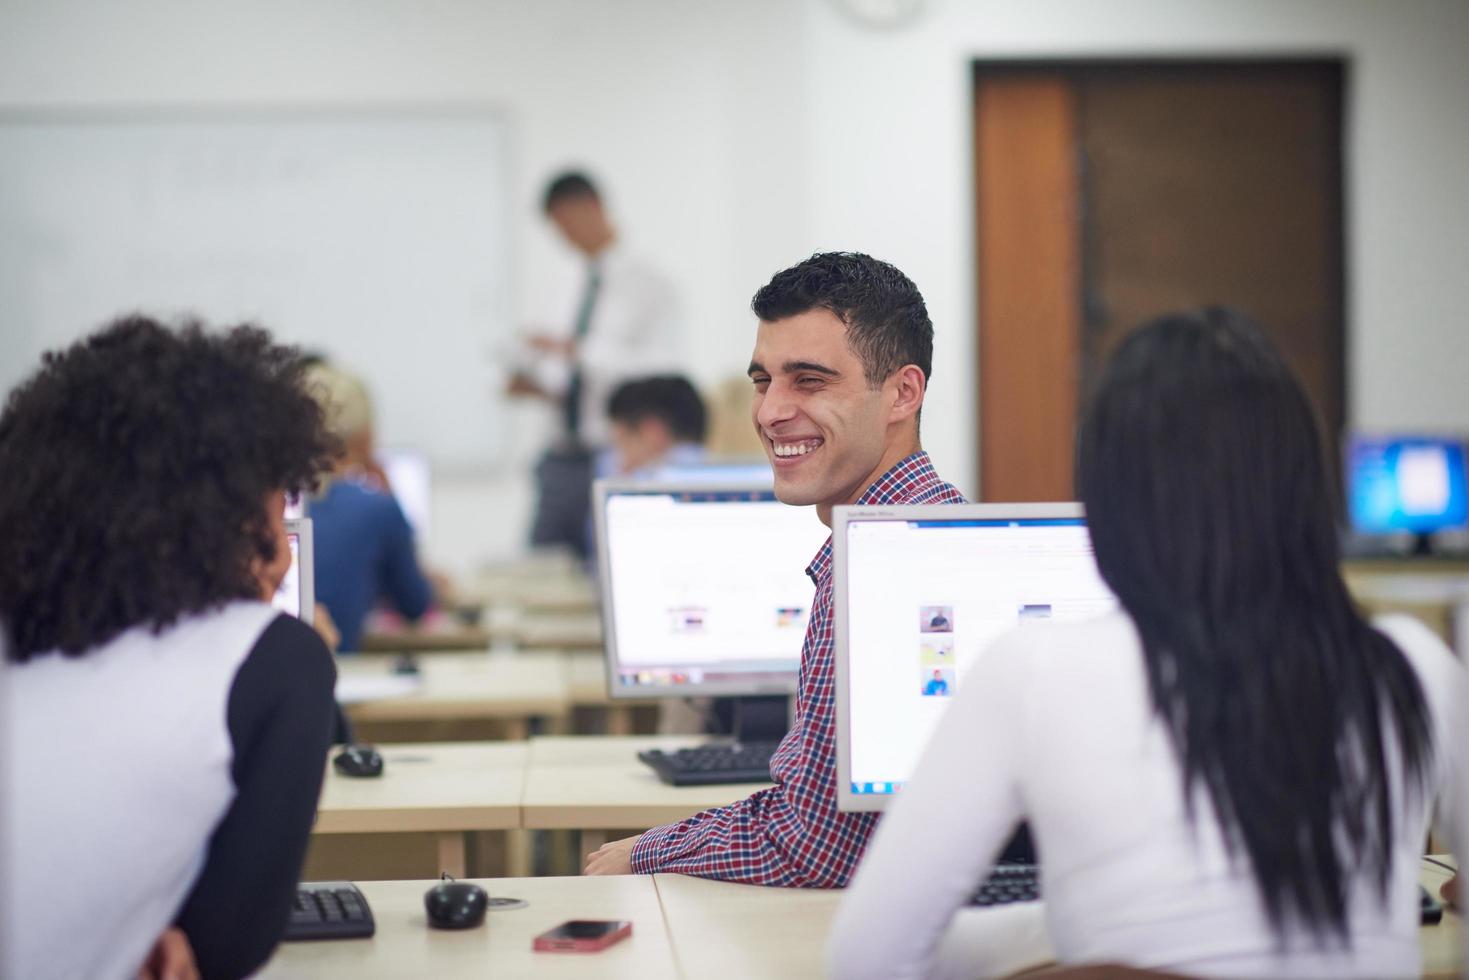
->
1345, 433, 1468, 553
271, 517, 316, 626
593, 480, 829, 701
374, 447, 432, 541
645, 459, 774, 486
833, 503, 1117, 813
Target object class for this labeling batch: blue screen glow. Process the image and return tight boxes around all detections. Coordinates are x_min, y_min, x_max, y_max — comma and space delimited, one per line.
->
1347, 436, 1469, 534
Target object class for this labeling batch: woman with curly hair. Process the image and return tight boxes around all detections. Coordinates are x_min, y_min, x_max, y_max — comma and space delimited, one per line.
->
1, 316, 341, 979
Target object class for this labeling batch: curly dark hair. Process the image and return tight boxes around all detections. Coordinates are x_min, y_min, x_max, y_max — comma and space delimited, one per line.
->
0, 315, 339, 662
750, 251, 934, 387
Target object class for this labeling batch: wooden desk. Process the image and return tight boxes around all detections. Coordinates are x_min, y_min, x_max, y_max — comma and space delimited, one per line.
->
521, 735, 772, 856
258, 859, 1460, 978
652, 873, 1054, 980
338, 652, 569, 740
514, 612, 605, 651
356, 620, 494, 654
565, 649, 611, 704
314, 741, 527, 877
512, 579, 598, 615
652, 873, 842, 979
1420, 855, 1462, 979
1344, 559, 1469, 648
460, 558, 595, 611
258, 875, 675, 979
565, 650, 660, 735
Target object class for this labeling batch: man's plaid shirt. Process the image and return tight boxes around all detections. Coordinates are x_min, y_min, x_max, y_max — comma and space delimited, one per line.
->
629, 451, 966, 886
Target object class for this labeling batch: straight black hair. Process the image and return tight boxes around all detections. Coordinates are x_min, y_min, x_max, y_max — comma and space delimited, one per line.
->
1077, 307, 1431, 940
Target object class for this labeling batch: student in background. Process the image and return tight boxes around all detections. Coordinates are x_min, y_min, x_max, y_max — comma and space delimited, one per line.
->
606, 374, 708, 477
509, 170, 682, 557
304, 362, 434, 653
0, 317, 339, 980
828, 309, 1463, 979
585, 251, 966, 883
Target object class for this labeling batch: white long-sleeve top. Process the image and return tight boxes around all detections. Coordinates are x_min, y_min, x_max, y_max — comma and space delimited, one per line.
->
828, 612, 1462, 980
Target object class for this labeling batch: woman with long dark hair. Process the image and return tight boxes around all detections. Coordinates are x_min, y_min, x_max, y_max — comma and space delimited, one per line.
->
1, 317, 340, 979
828, 308, 1461, 978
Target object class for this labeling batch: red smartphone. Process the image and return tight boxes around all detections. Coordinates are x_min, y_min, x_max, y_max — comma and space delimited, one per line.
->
532, 919, 633, 953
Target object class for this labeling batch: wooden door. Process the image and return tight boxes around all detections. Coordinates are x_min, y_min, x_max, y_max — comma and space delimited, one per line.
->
974, 75, 1081, 504
974, 61, 1345, 502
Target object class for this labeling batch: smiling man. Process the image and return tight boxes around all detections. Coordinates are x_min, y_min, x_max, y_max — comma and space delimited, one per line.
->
585, 252, 966, 886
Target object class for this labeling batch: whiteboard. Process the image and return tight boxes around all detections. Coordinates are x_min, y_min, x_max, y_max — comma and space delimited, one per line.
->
0, 109, 512, 466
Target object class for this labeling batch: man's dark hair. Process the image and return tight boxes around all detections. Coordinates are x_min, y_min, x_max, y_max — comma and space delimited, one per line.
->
542, 170, 601, 213
751, 251, 933, 387
607, 375, 707, 443
0, 315, 339, 661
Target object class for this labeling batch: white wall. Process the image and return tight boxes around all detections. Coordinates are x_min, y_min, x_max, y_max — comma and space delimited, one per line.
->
3, 0, 1465, 570
803, 0, 1469, 492
0, 0, 811, 572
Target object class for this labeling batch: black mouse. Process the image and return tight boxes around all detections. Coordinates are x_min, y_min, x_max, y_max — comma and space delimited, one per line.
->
332, 744, 384, 778
425, 881, 488, 929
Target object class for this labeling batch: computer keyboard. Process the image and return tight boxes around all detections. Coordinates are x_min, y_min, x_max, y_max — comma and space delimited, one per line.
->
637, 741, 780, 786
283, 881, 376, 941
967, 864, 1040, 907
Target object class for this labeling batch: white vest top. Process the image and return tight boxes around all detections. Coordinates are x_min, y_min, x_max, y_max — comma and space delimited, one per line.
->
3, 601, 277, 980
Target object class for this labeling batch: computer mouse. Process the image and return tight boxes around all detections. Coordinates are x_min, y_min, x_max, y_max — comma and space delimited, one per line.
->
424, 881, 488, 930
332, 744, 384, 778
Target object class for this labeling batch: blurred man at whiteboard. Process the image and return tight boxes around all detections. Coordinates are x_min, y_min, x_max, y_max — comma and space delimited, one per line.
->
507, 171, 682, 556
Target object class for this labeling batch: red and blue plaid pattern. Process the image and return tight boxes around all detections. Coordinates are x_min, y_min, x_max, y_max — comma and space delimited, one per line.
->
630, 452, 966, 886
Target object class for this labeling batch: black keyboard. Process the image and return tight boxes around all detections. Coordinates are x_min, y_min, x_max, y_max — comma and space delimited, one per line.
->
283, 881, 376, 941
638, 741, 780, 786
967, 864, 1040, 907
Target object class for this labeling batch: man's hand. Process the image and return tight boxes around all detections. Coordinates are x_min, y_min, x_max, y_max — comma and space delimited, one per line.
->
526, 334, 576, 358
506, 372, 552, 399
137, 927, 199, 980
584, 835, 641, 876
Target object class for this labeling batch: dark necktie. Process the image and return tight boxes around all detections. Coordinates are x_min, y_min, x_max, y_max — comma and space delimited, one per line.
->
562, 266, 602, 441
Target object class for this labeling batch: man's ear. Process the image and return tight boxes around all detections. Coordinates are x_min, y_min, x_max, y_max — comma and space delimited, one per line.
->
886, 365, 926, 424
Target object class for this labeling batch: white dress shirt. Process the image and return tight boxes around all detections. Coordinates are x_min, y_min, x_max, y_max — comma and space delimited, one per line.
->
828, 611, 1463, 980
528, 242, 682, 447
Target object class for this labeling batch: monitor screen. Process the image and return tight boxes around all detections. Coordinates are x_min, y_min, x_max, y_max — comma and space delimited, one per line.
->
270, 518, 315, 625
594, 481, 829, 698
375, 447, 432, 540
645, 459, 774, 486
835, 503, 1117, 812
1346, 434, 1469, 535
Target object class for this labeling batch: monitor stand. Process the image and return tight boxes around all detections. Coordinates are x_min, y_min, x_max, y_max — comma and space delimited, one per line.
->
1412, 532, 1436, 557
710, 695, 790, 745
